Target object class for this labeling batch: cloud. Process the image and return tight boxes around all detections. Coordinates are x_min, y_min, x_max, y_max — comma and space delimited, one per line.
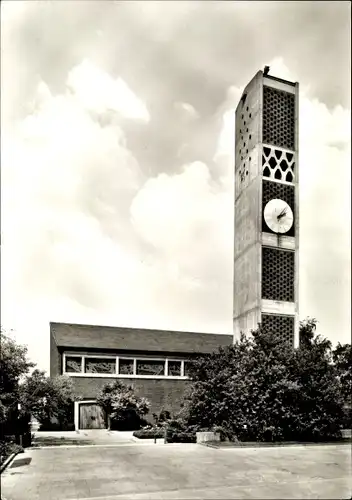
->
131, 161, 232, 280
173, 102, 200, 121
1, 62, 148, 323
66, 59, 150, 122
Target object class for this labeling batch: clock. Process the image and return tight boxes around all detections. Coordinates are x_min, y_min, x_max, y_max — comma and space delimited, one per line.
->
264, 198, 293, 234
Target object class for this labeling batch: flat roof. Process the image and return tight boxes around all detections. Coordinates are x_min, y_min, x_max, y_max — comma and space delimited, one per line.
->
264, 74, 296, 87
50, 322, 233, 355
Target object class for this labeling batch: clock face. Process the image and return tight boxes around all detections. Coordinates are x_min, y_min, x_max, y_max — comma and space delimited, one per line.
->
264, 198, 293, 234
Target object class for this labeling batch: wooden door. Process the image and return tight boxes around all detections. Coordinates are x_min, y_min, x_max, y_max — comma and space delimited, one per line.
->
79, 403, 105, 429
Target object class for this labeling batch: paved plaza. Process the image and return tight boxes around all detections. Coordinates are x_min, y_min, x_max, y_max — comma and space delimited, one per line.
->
1, 443, 351, 499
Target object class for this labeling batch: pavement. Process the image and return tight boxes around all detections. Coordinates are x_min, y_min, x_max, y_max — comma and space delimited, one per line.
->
32, 430, 137, 447
1, 442, 351, 499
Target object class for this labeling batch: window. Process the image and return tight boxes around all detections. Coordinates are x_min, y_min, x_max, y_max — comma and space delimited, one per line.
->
85, 358, 116, 374
119, 359, 134, 375
63, 355, 189, 378
168, 361, 181, 376
65, 356, 82, 373
136, 360, 165, 376
183, 361, 191, 377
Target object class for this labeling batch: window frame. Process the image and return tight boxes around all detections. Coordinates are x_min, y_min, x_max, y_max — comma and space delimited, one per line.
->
62, 353, 188, 379
84, 356, 117, 375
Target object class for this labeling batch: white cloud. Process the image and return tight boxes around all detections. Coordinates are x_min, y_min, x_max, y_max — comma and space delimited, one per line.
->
131, 161, 232, 285
173, 101, 200, 121
67, 59, 150, 122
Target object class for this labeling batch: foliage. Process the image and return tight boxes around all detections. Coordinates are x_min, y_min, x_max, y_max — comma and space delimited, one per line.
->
182, 319, 347, 442
0, 329, 35, 423
152, 409, 171, 425
212, 425, 235, 442
162, 418, 198, 443
96, 380, 150, 430
332, 342, 352, 405
0, 440, 24, 465
133, 428, 165, 439
19, 370, 78, 429
166, 430, 197, 443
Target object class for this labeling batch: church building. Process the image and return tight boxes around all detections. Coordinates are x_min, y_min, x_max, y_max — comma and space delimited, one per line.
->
50, 68, 299, 431
50, 322, 232, 430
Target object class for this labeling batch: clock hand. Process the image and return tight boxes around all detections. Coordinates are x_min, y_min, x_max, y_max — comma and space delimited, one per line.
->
277, 209, 287, 220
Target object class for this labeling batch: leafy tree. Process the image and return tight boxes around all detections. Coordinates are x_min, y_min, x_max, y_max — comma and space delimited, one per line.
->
96, 380, 150, 430
332, 342, 352, 404
292, 319, 345, 440
183, 319, 346, 442
0, 328, 35, 429
19, 370, 78, 429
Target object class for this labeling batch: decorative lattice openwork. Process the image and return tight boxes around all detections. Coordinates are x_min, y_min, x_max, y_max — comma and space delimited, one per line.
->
168, 361, 181, 376
85, 358, 115, 374
262, 146, 295, 183
136, 360, 165, 376
263, 86, 295, 150
262, 247, 295, 302
261, 314, 295, 346
262, 180, 295, 236
65, 356, 82, 373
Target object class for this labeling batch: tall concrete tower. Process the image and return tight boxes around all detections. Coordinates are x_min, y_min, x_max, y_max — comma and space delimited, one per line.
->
233, 69, 299, 347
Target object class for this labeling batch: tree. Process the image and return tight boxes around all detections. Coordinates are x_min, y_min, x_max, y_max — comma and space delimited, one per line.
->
19, 370, 78, 429
96, 381, 150, 430
292, 319, 345, 440
0, 328, 35, 433
183, 319, 346, 442
332, 342, 352, 404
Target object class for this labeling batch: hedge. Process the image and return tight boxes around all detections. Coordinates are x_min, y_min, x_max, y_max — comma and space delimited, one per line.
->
133, 428, 165, 439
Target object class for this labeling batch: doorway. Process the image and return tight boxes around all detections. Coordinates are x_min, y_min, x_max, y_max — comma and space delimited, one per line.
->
79, 403, 105, 429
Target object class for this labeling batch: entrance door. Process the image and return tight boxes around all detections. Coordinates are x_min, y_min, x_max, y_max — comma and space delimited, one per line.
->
79, 403, 105, 429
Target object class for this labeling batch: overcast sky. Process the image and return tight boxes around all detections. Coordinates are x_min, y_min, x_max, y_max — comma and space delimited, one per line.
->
1, 1, 350, 372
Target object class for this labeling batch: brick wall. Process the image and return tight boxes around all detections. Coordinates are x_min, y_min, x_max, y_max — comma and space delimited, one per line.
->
71, 376, 190, 419
50, 332, 61, 377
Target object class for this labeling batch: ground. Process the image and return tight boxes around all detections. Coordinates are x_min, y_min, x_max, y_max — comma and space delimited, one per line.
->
1, 441, 351, 500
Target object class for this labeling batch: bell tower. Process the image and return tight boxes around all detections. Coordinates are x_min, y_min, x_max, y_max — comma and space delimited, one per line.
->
233, 69, 299, 347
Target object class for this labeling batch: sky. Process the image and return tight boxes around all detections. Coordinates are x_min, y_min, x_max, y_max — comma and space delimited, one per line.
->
1, 1, 351, 373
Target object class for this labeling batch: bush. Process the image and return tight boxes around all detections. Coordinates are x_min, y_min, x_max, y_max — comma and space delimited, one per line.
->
0, 440, 24, 465
183, 320, 348, 443
97, 381, 150, 431
152, 409, 172, 425
166, 430, 196, 443
133, 428, 165, 439
163, 418, 197, 443
211, 425, 236, 442
342, 407, 352, 428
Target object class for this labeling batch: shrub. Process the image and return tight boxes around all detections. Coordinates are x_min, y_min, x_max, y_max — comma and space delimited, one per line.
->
166, 430, 196, 443
342, 407, 352, 429
182, 320, 348, 443
19, 371, 77, 430
163, 419, 197, 443
211, 425, 236, 442
0, 440, 24, 465
152, 409, 172, 425
133, 428, 165, 439
97, 380, 150, 431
